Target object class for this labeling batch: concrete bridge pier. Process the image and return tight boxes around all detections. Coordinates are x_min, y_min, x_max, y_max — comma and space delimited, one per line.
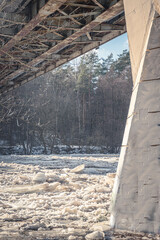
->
111, 0, 160, 233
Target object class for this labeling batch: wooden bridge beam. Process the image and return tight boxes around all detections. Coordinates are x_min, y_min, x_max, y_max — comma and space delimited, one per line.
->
1, 0, 124, 85
2, 28, 125, 94
0, 0, 68, 56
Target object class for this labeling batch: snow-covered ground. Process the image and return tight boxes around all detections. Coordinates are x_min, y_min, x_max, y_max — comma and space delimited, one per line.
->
0, 145, 118, 155
0, 154, 159, 240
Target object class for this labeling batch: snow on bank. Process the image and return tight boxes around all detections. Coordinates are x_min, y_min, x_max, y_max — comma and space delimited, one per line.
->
0, 145, 119, 155
0, 154, 118, 239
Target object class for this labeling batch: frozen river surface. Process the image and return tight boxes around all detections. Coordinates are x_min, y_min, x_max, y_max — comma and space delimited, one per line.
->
0, 154, 159, 240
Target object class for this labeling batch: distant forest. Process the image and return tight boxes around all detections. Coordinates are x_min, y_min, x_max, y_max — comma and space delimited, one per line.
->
0, 50, 132, 154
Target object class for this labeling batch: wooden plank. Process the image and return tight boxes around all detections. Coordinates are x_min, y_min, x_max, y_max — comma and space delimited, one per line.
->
92, 0, 105, 9
86, 32, 92, 40
57, 9, 82, 26
53, 11, 100, 19
64, 3, 99, 9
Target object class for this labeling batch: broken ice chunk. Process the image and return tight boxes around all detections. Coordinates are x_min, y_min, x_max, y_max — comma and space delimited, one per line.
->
85, 231, 105, 240
33, 172, 46, 183
89, 221, 110, 232
68, 236, 77, 240
3, 182, 60, 194
70, 164, 85, 173
62, 207, 77, 215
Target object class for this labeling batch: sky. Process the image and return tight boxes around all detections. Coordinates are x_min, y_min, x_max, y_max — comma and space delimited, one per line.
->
69, 33, 129, 68
97, 32, 129, 59
70, 33, 129, 67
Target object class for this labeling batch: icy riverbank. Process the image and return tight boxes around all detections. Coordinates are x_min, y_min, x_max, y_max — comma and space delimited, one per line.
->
0, 155, 159, 240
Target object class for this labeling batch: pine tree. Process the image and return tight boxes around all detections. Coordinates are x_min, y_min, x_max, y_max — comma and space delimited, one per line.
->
113, 50, 130, 74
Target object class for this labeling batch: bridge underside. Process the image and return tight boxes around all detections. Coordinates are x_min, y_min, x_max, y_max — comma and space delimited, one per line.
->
1, 0, 160, 235
0, 0, 125, 94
